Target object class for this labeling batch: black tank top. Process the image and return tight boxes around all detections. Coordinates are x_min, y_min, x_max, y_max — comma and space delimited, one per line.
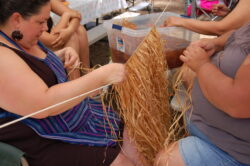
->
0, 42, 57, 87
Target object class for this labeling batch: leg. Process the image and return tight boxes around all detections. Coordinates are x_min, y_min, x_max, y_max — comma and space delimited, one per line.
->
76, 25, 90, 68
155, 136, 243, 166
112, 128, 148, 166
154, 142, 185, 166
111, 153, 135, 166
121, 128, 144, 166
64, 32, 81, 80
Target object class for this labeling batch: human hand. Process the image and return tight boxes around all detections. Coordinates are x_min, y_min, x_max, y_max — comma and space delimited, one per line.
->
212, 4, 230, 17
189, 38, 216, 57
180, 45, 210, 73
61, 47, 80, 69
57, 47, 80, 80
164, 16, 184, 27
100, 63, 126, 85
51, 28, 72, 48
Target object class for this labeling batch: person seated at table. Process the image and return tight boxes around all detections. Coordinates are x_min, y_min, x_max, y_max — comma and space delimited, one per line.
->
0, 0, 143, 165
45, 10, 82, 80
40, 0, 90, 69
164, 0, 247, 35
154, 22, 250, 166
211, 3, 230, 17
210, 0, 239, 17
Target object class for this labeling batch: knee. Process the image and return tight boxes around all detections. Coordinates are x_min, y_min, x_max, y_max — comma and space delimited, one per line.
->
76, 26, 88, 46
77, 26, 87, 37
111, 153, 135, 166
154, 148, 168, 166
154, 142, 184, 166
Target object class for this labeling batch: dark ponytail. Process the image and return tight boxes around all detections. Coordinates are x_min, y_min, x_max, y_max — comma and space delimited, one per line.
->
0, 0, 50, 25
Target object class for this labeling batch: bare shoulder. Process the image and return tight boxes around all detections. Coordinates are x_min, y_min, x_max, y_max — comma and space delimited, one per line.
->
0, 46, 20, 66
0, 45, 16, 56
0, 46, 25, 66
0, 45, 49, 117
0, 46, 34, 79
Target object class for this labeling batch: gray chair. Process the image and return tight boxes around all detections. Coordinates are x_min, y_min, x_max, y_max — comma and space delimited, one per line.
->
0, 142, 29, 166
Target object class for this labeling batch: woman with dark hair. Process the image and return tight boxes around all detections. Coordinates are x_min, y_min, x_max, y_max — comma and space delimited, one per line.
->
0, 0, 139, 165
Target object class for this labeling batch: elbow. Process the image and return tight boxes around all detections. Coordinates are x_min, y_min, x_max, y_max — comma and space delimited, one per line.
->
27, 100, 51, 119
226, 109, 242, 118
28, 106, 50, 119
214, 27, 228, 36
213, 23, 232, 35
32, 112, 49, 119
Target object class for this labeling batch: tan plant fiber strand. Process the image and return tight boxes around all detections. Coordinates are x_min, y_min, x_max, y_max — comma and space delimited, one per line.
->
111, 27, 172, 165
156, 65, 192, 166
75, 26, 191, 165
80, 26, 191, 165
122, 19, 137, 30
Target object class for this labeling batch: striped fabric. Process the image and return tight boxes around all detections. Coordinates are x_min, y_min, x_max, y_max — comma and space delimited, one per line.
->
1, 41, 122, 147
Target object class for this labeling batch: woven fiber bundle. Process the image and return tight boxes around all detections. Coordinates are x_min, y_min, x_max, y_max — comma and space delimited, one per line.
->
111, 27, 172, 165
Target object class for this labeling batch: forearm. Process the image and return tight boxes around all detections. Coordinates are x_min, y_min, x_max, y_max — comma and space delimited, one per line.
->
180, 19, 226, 35
39, 32, 59, 48
181, 0, 249, 35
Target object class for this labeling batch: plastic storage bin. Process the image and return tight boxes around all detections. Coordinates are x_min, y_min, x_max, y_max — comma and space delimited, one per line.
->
103, 12, 200, 67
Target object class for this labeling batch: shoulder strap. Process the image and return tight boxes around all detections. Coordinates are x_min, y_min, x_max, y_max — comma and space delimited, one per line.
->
0, 42, 33, 62
0, 42, 15, 50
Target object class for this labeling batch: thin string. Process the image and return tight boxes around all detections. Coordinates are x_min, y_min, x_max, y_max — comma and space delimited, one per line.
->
128, 0, 173, 61
0, 84, 111, 129
154, 0, 173, 26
